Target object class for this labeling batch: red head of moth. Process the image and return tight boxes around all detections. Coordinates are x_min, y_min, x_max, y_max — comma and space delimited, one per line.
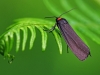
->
57, 17, 62, 21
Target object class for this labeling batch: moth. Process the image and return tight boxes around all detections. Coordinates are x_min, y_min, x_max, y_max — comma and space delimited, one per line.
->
45, 8, 91, 61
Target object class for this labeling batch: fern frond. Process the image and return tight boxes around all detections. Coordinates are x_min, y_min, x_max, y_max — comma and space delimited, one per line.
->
35, 25, 47, 51
53, 30, 62, 54
0, 18, 62, 62
27, 25, 36, 50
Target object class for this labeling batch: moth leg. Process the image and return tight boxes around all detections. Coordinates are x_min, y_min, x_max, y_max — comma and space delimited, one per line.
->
67, 45, 69, 53
44, 23, 57, 32
89, 52, 91, 56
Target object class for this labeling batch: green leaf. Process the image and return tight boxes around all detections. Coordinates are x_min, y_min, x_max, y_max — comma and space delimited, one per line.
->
27, 25, 36, 50
21, 27, 28, 51
9, 32, 14, 52
35, 25, 47, 51
53, 30, 62, 54
4, 36, 9, 56
14, 29, 20, 52
0, 18, 63, 61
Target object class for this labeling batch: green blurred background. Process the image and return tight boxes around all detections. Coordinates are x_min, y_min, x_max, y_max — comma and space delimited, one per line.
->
0, 0, 100, 75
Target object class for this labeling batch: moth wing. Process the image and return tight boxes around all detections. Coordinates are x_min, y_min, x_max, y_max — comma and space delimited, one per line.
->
58, 23, 90, 61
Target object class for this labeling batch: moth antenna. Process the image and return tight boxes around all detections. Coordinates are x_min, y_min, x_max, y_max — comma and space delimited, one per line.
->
59, 7, 76, 17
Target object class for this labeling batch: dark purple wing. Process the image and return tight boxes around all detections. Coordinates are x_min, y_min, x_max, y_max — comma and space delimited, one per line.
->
57, 18, 90, 61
